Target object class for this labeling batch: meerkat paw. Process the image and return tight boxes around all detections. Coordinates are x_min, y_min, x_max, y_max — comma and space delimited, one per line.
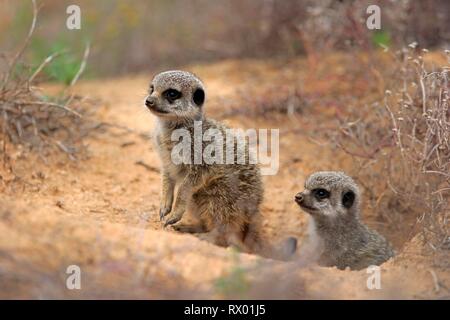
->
163, 211, 183, 227
159, 206, 172, 221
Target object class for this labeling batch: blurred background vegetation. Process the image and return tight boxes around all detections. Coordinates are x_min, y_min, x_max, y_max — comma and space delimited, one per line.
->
0, 0, 449, 82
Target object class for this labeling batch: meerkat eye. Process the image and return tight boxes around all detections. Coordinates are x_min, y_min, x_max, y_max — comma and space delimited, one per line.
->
313, 188, 330, 200
149, 85, 154, 94
164, 89, 182, 102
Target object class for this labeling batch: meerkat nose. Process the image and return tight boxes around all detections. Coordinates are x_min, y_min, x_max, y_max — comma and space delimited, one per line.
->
295, 193, 303, 203
145, 96, 156, 107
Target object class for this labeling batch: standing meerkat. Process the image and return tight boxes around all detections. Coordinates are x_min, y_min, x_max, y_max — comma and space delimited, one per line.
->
145, 70, 295, 258
294, 171, 394, 270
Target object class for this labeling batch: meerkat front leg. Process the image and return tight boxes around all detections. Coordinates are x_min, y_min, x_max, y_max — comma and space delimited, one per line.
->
163, 176, 192, 227
159, 171, 175, 221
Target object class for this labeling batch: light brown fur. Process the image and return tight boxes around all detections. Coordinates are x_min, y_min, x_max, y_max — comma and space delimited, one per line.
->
146, 70, 263, 251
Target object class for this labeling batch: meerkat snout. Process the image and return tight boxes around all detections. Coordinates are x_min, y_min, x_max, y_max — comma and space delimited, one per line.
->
145, 96, 156, 107
294, 192, 304, 205
295, 189, 325, 214
144, 94, 169, 115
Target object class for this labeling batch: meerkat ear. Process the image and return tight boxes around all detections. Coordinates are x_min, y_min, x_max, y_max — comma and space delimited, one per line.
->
342, 191, 355, 209
193, 88, 205, 106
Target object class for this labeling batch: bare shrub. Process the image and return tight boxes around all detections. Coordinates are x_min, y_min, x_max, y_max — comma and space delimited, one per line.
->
0, 0, 91, 166
336, 47, 449, 250
223, 85, 306, 118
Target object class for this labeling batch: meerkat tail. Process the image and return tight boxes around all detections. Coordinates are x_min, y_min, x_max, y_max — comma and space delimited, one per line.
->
242, 222, 297, 261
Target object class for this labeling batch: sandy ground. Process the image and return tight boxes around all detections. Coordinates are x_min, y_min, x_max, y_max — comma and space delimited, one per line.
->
0, 58, 448, 299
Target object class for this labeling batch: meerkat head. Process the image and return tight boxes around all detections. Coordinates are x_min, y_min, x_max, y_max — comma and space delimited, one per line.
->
145, 70, 205, 121
294, 171, 361, 220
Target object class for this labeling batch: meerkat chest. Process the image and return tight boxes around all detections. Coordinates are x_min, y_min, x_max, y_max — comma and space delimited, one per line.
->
154, 129, 188, 179
308, 218, 355, 267
298, 218, 325, 263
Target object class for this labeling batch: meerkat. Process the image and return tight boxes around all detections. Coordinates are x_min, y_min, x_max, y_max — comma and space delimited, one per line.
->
145, 70, 296, 258
294, 171, 394, 270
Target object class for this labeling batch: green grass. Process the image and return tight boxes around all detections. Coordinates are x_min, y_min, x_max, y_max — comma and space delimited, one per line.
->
372, 30, 391, 48
29, 37, 85, 85
9, 2, 91, 85
214, 249, 250, 299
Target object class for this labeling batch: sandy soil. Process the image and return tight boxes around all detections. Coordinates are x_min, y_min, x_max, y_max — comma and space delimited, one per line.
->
0, 58, 448, 299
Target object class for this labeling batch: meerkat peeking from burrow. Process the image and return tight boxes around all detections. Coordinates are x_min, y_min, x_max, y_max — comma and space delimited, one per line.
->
144, 70, 296, 259
295, 171, 394, 270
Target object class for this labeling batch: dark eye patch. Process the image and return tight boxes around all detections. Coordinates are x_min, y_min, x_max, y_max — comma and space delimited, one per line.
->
342, 191, 355, 208
193, 88, 205, 106
163, 89, 182, 103
312, 188, 330, 200
149, 85, 154, 94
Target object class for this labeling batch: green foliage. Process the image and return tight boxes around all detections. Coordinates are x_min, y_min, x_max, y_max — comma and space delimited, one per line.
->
214, 250, 250, 299
44, 53, 80, 85
5, 1, 91, 85
372, 30, 391, 48
11, 4, 92, 85
29, 37, 83, 85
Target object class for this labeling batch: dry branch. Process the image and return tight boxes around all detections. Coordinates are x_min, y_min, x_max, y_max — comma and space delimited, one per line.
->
0, 0, 94, 169
335, 48, 449, 250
